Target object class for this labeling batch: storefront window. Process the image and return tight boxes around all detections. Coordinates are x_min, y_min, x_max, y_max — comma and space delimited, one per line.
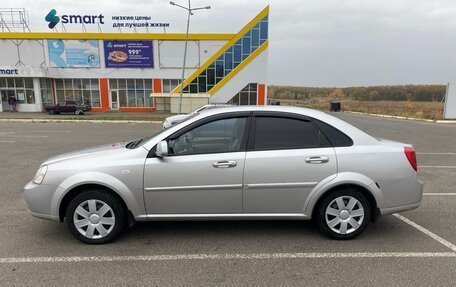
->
54, 79, 101, 107
109, 79, 154, 108
162, 79, 180, 93
0, 78, 36, 105
40, 79, 53, 107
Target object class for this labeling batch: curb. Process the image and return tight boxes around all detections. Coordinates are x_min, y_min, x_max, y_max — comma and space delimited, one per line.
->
344, 111, 456, 123
0, 118, 163, 124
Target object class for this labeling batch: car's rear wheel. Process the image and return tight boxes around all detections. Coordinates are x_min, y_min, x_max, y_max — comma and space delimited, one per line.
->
48, 109, 55, 115
66, 190, 126, 244
316, 189, 371, 240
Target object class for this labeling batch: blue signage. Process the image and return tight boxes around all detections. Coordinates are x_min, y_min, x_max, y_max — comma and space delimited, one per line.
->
45, 9, 104, 29
104, 41, 154, 68
48, 40, 100, 68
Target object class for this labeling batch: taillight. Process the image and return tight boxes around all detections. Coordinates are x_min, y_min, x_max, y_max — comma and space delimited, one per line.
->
404, 146, 417, 171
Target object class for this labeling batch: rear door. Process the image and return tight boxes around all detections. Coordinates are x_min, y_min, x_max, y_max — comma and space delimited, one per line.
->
243, 113, 337, 213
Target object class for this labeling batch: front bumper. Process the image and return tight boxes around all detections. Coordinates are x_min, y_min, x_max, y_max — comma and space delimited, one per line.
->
22, 181, 60, 222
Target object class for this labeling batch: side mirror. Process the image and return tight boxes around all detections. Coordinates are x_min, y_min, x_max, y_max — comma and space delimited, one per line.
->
155, 140, 168, 157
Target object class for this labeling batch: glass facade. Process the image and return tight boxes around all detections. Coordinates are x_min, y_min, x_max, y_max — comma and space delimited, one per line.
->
40, 79, 53, 107
228, 83, 258, 105
162, 79, 180, 93
109, 79, 153, 108
0, 78, 35, 104
181, 15, 268, 94
54, 79, 101, 107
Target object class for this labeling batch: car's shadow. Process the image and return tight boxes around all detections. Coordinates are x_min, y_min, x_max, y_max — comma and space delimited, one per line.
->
29, 216, 419, 255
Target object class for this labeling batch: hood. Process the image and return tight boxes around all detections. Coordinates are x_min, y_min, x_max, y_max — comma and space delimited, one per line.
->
43, 142, 128, 165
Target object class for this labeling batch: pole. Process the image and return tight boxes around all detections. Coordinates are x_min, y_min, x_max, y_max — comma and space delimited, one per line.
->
178, 1, 191, 115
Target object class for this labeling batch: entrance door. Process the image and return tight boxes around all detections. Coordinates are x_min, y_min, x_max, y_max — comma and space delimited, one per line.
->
0, 91, 8, 111
110, 90, 119, 110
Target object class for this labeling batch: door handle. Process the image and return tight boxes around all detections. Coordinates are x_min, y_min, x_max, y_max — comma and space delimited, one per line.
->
305, 156, 329, 164
212, 160, 237, 168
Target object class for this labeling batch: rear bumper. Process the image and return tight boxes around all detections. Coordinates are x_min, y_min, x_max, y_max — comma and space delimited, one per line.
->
379, 178, 423, 216
380, 202, 421, 216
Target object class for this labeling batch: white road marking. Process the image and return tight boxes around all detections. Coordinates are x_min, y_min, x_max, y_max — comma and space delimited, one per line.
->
23, 131, 71, 133
0, 132, 15, 135
0, 252, 456, 264
419, 166, 456, 169
417, 153, 456, 155
423, 193, 456, 195
0, 135, 48, 138
394, 214, 456, 252
0, 140, 15, 143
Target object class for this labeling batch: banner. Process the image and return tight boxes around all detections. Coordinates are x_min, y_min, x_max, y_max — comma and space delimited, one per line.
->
104, 41, 154, 68
48, 40, 100, 68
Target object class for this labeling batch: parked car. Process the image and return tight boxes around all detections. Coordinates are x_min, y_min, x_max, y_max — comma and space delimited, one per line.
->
45, 100, 92, 115
162, 103, 233, 129
23, 106, 423, 244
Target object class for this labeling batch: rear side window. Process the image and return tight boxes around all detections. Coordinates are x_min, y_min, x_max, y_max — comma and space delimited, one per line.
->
253, 117, 328, 150
313, 118, 353, 147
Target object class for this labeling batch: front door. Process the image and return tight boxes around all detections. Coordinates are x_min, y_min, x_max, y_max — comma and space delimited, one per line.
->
0, 91, 8, 111
110, 90, 119, 110
243, 115, 337, 213
143, 115, 249, 214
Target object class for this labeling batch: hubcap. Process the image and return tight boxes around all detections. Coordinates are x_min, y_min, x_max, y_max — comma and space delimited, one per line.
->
325, 196, 365, 235
73, 199, 115, 239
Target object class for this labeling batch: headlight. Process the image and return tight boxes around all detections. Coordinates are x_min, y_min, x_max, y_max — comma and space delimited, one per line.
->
33, 165, 48, 185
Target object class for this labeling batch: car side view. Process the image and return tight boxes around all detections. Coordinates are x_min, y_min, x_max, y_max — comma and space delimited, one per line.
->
23, 106, 423, 244
45, 100, 92, 115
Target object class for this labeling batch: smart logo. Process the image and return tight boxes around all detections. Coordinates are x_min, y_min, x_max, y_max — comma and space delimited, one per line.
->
45, 9, 60, 29
45, 9, 105, 29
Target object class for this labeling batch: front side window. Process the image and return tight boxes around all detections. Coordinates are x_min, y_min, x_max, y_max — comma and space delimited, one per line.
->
253, 117, 327, 150
168, 117, 247, 156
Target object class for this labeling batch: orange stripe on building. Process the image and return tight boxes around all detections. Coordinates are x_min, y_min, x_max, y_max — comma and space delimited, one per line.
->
257, 84, 266, 105
153, 79, 162, 93
99, 78, 110, 111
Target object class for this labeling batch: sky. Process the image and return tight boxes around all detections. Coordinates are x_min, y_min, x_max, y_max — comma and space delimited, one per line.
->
5, 0, 456, 87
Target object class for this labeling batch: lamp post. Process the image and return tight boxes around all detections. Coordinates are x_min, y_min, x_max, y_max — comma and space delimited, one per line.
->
170, 1, 211, 114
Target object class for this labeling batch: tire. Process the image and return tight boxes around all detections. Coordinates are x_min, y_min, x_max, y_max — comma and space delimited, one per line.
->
48, 109, 55, 115
316, 188, 371, 240
66, 190, 126, 244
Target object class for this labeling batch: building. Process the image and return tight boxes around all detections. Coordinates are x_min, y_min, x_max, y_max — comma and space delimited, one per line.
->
444, 84, 456, 119
0, 6, 269, 113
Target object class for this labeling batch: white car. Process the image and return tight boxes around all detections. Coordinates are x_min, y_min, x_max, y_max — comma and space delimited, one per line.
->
162, 104, 233, 129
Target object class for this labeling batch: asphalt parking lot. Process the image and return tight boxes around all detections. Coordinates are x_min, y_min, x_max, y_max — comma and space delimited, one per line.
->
0, 112, 455, 286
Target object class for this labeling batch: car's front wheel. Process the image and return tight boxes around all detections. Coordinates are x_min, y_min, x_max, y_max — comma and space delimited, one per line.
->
48, 109, 55, 115
316, 188, 371, 240
66, 190, 126, 244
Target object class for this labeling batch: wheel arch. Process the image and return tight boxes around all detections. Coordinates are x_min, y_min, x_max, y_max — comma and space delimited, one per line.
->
304, 172, 384, 221
53, 172, 144, 222
310, 183, 380, 222
58, 183, 129, 222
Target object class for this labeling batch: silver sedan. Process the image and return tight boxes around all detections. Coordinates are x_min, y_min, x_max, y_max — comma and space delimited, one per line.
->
23, 106, 423, 244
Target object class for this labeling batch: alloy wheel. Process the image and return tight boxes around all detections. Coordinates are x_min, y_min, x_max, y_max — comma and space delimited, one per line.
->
325, 196, 365, 235
73, 199, 116, 239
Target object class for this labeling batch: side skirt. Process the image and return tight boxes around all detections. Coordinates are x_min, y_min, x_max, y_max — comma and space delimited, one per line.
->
138, 213, 309, 221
